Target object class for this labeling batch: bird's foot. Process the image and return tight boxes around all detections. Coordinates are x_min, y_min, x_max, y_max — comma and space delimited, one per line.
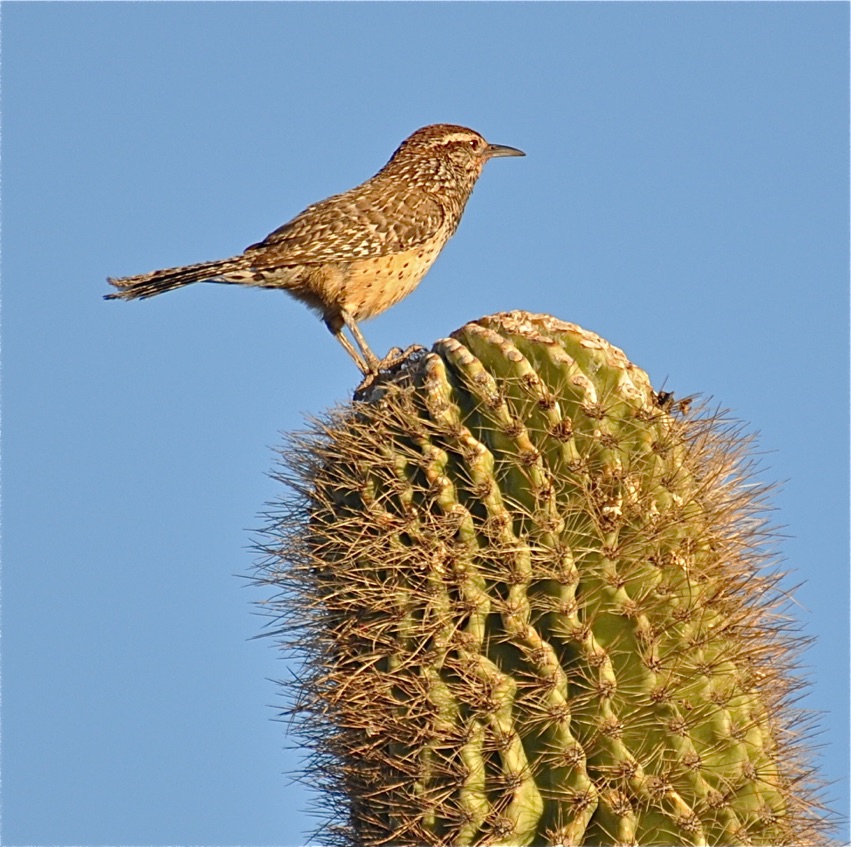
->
352, 345, 428, 400
353, 370, 379, 400
377, 344, 427, 370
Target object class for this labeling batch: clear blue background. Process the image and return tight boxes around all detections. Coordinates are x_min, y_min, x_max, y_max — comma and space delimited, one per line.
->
4, 3, 848, 844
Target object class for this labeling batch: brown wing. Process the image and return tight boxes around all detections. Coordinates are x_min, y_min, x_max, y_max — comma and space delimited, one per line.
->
243, 182, 445, 268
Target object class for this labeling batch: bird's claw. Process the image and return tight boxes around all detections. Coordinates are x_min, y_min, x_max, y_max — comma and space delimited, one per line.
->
378, 344, 427, 370
353, 344, 428, 400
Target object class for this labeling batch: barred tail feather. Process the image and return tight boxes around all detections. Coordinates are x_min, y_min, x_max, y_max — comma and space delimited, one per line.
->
104, 257, 251, 301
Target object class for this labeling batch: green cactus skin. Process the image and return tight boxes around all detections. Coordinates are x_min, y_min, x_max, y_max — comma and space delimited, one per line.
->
258, 312, 831, 847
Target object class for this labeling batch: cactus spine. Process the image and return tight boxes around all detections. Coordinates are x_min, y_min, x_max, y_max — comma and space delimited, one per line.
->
259, 312, 829, 846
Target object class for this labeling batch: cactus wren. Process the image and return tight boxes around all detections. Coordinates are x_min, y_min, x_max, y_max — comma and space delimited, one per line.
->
105, 124, 524, 375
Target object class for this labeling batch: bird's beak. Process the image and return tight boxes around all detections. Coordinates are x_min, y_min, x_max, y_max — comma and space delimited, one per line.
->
484, 143, 525, 159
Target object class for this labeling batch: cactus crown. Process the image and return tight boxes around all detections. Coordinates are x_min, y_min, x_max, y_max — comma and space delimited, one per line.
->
258, 312, 831, 846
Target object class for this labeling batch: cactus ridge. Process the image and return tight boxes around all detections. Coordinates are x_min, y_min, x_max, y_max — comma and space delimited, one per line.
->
258, 312, 832, 846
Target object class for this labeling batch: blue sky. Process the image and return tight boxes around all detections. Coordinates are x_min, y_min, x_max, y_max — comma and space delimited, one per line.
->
4, 3, 848, 845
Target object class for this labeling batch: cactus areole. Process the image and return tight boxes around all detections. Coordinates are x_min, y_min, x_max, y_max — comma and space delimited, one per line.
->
259, 312, 829, 846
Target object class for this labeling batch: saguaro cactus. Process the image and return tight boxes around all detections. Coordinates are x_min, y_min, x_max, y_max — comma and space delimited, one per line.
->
258, 312, 829, 846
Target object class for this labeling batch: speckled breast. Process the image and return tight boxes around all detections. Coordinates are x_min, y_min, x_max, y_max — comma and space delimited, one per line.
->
342, 232, 450, 322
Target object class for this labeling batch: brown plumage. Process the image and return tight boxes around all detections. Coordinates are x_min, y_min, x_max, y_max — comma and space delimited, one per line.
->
106, 124, 524, 374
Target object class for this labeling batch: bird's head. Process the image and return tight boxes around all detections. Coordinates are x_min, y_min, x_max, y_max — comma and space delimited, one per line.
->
386, 124, 525, 189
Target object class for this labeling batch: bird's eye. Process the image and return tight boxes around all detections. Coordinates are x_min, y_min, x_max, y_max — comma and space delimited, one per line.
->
469, 139, 480, 149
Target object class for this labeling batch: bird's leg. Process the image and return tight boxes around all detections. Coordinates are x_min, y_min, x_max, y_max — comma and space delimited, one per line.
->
325, 312, 371, 373
332, 329, 371, 374
341, 310, 381, 373
326, 311, 379, 374
331, 310, 414, 377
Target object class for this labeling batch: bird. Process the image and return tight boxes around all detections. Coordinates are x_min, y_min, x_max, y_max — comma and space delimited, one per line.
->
105, 124, 524, 376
